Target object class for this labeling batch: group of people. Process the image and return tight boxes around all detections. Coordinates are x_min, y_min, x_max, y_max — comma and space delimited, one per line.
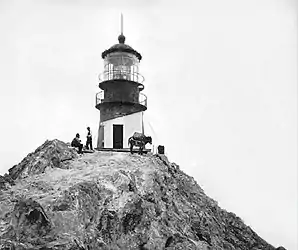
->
71, 127, 93, 154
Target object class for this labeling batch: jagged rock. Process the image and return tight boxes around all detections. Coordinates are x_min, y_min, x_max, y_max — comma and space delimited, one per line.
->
0, 175, 9, 191
5, 198, 52, 242
0, 174, 14, 191
0, 139, 281, 249
8, 139, 78, 180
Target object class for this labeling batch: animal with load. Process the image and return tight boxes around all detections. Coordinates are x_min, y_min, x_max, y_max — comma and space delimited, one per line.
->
128, 132, 152, 154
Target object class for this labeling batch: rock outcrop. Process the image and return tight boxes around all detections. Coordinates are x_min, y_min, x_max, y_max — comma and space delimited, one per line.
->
8, 139, 78, 180
0, 174, 14, 191
0, 140, 285, 249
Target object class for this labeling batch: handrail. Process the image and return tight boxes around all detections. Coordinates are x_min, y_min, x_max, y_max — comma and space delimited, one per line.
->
95, 91, 147, 107
98, 70, 145, 84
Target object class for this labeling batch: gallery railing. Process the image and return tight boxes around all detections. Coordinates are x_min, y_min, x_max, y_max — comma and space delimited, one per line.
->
98, 70, 145, 84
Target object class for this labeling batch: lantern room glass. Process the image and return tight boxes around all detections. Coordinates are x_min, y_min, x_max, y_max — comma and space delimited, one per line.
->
103, 52, 140, 82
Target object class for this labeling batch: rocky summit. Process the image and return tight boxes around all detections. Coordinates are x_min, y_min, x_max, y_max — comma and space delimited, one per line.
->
0, 140, 285, 250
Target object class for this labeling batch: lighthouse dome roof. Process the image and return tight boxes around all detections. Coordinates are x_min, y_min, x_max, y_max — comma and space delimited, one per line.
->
101, 34, 142, 61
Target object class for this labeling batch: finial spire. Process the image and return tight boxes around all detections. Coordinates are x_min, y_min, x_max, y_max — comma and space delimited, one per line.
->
118, 13, 126, 44
121, 13, 123, 35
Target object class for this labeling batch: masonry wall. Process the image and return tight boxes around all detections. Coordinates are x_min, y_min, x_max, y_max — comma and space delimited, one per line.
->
103, 81, 140, 103
100, 112, 143, 148
100, 103, 145, 122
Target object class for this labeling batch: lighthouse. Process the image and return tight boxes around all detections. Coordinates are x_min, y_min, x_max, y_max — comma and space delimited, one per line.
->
96, 20, 147, 149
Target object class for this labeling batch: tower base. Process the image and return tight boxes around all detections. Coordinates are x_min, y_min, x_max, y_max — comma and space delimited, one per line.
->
94, 148, 151, 153
97, 111, 143, 149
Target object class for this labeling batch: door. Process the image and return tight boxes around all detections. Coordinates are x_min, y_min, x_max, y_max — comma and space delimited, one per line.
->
113, 124, 123, 149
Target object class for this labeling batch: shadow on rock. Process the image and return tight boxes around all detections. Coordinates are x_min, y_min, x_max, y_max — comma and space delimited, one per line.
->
5, 198, 53, 244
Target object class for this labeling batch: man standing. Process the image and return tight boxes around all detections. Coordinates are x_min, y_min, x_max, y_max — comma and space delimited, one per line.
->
86, 127, 93, 150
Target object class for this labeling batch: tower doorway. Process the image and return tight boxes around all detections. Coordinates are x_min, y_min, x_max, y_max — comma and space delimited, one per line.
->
113, 124, 123, 149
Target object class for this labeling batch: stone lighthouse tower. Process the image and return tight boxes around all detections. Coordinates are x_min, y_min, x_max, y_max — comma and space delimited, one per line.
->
95, 24, 147, 149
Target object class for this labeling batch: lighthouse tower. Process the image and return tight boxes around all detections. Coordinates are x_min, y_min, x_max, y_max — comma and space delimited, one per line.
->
95, 23, 147, 149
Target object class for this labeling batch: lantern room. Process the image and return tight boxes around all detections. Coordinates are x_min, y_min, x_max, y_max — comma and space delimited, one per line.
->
99, 34, 144, 89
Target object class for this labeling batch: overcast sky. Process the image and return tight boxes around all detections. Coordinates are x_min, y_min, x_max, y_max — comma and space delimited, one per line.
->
0, 0, 297, 249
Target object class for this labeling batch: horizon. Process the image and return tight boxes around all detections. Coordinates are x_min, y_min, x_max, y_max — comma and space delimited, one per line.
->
0, 0, 296, 249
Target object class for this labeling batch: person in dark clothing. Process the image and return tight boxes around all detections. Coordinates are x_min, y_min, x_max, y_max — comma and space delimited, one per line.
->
71, 133, 83, 154
86, 127, 93, 150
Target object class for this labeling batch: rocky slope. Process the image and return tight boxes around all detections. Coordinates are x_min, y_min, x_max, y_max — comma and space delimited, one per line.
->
0, 140, 285, 250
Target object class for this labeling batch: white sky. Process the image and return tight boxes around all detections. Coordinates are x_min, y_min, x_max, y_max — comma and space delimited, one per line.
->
0, 0, 296, 249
